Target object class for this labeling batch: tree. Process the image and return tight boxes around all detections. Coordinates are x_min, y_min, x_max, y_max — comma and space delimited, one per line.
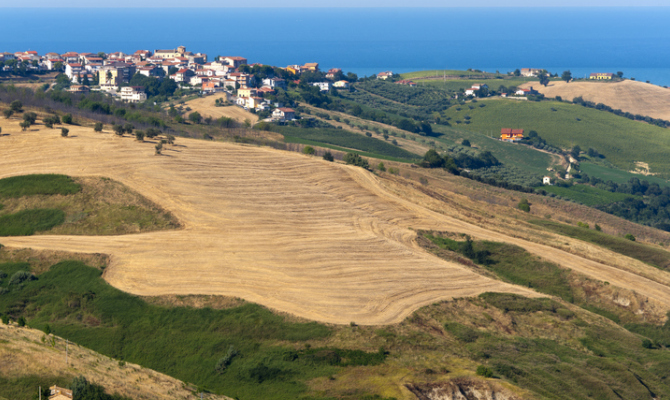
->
82, 74, 90, 86
135, 131, 145, 141
155, 142, 163, 155
105, 70, 113, 84
62, 113, 73, 124
61, 128, 69, 137
624, 233, 636, 241
123, 123, 134, 134
476, 365, 493, 378
94, 122, 103, 132
43, 324, 52, 335
167, 135, 175, 145
461, 139, 471, 147
188, 111, 202, 124
343, 152, 369, 169
17, 316, 26, 327
570, 145, 581, 160
54, 61, 63, 71
539, 72, 550, 87
513, 69, 521, 77
23, 112, 37, 125
617, 71, 624, 78
518, 198, 531, 213
112, 124, 124, 136
19, 120, 31, 131
302, 145, 315, 155
377, 162, 386, 172
561, 70, 572, 83
9, 100, 22, 112
3, 109, 13, 119
323, 151, 334, 162
421, 149, 444, 168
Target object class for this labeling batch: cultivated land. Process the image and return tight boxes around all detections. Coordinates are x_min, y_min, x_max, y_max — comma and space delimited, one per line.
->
182, 96, 258, 124
520, 79, 670, 121
2, 123, 670, 326
0, 322, 231, 400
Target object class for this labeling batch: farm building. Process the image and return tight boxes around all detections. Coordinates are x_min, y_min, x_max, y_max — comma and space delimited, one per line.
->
590, 73, 614, 80
500, 128, 524, 142
49, 386, 73, 400
395, 79, 417, 87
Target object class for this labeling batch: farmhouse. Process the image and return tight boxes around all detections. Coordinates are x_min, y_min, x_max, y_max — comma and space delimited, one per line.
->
49, 386, 73, 400
590, 72, 614, 80
396, 79, 417, 87
515, 87, 538, 96
500, 128, 524, 142
377, 71, 393, 80
262, 77, 287, 90
273, 107, 295, 121
520, 68, 542, 77
312, 82, 331, 92
66, 85, 90, 94
333, 80, 350, 88
119, 86, 147, 103
326, 68, 341, 79
302, 62, 319, 72
543, 176, 552, 185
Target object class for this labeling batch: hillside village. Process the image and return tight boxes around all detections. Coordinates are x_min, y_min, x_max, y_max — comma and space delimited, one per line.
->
0, 46, 357, 122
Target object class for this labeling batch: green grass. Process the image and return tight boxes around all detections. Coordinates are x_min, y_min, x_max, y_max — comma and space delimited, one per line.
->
0, 375, 70, 400
418, 78, 533, 92
441, 99, 670, 177
0, 174, 81, 198
580, 161, 670, 187
0, 209, 65, 236
275, 126, 419, 161
529, 219, 670, 271
0, 260, 387, 400
542, 184, 637, 206
400, 70, 500, 79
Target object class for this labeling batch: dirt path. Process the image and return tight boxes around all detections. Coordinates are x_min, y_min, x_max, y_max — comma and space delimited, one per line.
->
1, 122, 669, 325
519, 80, 670, 121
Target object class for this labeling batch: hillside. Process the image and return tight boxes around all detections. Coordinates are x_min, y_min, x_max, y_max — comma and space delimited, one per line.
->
520, 79, 670, 121
182, 96, 259, 124
2, 121, 670, 327
0, 322, 231, 400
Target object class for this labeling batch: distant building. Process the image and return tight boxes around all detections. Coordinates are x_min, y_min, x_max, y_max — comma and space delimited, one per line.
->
119, 86, 147, 103
49, 386, 73, 400
333, 80, 350, 88
273, 107, 295, 121
520, 68, 542, 77
302, 62, 319, 72
237, 87, 257, 98
515, 86, 538, 96
377, 71, 393, 80
395, 79, 417, 87
590, 72, 614, 80
312, 82, 331, 92
66, 85, 90, 94
223, 56, 248, 68
500, 128, 524, 142
543, 176, 552, 185
262, 77, 287, 90
325, 68, 341, 79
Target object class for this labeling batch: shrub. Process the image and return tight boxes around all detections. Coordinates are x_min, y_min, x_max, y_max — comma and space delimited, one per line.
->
518, 198, 531, 212
462, 139, 471, 147
62, 113, 73, 124
135, 131, 145, 141
595, 224, 602, 231
167, 135, 175, 145
323, 151, 334, 162
1, 315, 9, 324
377, 162, 386, 172
123, 123, 134, 134
19, 120, 31, 131
17, 316, 26, 327
94, 122, 103, 132
60, 128, 69, 137
3, 109, 13, 119
23, 112, 37, 125
9, 270, 34, 286
476, 365, 493, 378
112, 124, 124, 136
365, 132, 372, 137
302, 145, 315, 155
624, 234, 636, 241
444, 322, 479, 342
9, 100, 22, 112
215, 345, 239, 374
577, 222, 589, 229
155, 142, 163, 155
344, 153, 369, 169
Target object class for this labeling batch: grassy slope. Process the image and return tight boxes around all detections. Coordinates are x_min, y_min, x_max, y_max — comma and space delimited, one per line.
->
0, 175, 179, 236
441, 99, 670, 176
542, 184, 637, 206
400, 70, 499, 79
580, 161, 670, 187
418, 78, 533, 92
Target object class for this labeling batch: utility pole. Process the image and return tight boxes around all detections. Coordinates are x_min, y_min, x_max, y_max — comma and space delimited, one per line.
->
66, 339, 68, 366
39, 386, 41, 400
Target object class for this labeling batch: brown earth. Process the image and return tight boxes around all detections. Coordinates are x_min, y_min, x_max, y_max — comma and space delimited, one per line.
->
1, 122, 670, 325
519, 79, 670, 120
183, 96, 258, 124
0, 322, 231, 400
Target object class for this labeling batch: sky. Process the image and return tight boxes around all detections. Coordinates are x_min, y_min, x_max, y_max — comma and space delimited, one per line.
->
1, 1, 669, 6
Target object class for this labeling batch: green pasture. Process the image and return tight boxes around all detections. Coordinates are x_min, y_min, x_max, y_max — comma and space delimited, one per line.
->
542, 184, 637, 206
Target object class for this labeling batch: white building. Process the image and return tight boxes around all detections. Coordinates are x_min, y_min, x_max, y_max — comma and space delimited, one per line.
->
312, 82, 331, 92
65, 63, 84, 81
333, 80, 349, 88
543, 176, 552, 185
272, 107, 295, 121
119, 86, 147, 103
262, 77, 287, 90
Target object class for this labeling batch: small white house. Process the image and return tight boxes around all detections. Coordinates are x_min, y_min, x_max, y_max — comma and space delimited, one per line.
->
119, 86, 147, 103
465, 88, 476, 96
333, 80, 349, 88
272, 107, 295, 121
312, 82, 331, 92
543, 176, 552, 185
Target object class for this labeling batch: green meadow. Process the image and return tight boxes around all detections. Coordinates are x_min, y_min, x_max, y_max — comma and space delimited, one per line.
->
441, 99, 670, 177
417, 78, 534, 92
580, 161, 670, 187
542, 184, 637, 206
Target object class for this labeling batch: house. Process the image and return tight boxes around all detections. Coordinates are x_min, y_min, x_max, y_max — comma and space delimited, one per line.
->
396, 79, 416, 87
99, 64, 135, 85
237, 87, 257, 98
153, 46, 187, 59
49, 385, 73, 400
471, 83, 488, 90
285, 65, 301, 75
65, 63, 84, 81
464, 88, 476, 96
66, 85, 90, 94
590, 72, 614, 80
325, 68, 341, 79
246, 96, 264, 109
44, 58, 64, 70
312, 82, 331, 92
202, 81, 221, 93
500, 128, 524, 142
45, 52, 61, 60
223, 56, 247, 68
520, 68, 542, 77
273, 107, 295, 121
172, 68, 195, 83
302, 62, 319, 72
543, 176, 552, 185
377, 71, 393, 80
138, 66, 164, 78
119, 86, 147, 103
262, 77, 286, 90
134, 49, 152, 60
333, 80, 349, 88
515, 86, 538, 96
61, 52, 80, 64
257, 87, 275, 96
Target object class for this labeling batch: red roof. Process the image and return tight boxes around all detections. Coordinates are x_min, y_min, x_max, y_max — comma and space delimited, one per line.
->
226, 56, 247, 61
501, 128, 523, 135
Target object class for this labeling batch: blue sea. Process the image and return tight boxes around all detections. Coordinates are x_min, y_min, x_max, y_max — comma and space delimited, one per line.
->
2, 7, 670, 85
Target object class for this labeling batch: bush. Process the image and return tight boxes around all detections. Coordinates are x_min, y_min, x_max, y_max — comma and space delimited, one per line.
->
135, 131, 145, 141
577, 222, 589, 229
19, 120, 31, 131
323, 151, 334, 162
60, 128, 69, 137
23, 112, 37, 125
344, 153, 369, 169
302, 145, 315, 155
518, 198, 531, 212
17, 316, 26, 327
462, 139, 471, 147
62, 113, 73, 124
215, 345, 239, 374
624, 234, 636, 241
476, 365, 493, 378
155, 142, 163, 155
9, 271, 34, 286
377, 162, 386, 172
94, 122, 103, 132
9, 100, 22, 112
2, 109, 13, 119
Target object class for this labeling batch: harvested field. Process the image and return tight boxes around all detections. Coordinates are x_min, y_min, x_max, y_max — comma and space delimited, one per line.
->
0, 322, 231, 400
183, 95, 258, 123
520, 80, 670, 121
1, 122, 670, 325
